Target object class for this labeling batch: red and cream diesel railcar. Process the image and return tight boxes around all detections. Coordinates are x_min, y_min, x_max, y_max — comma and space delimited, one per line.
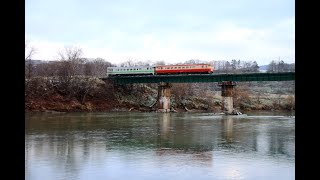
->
155, 64, 214, 75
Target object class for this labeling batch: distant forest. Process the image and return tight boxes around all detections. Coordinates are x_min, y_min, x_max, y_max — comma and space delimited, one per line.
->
25, 46, 294, 79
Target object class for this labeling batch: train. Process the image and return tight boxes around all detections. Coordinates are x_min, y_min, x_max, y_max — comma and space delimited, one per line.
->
106, 64, 214, 77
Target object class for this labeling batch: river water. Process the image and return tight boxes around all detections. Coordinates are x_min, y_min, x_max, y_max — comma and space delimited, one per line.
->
25, 111, 295, 180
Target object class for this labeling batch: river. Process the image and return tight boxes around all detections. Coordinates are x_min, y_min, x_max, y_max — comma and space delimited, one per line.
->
25, 111, 295, 180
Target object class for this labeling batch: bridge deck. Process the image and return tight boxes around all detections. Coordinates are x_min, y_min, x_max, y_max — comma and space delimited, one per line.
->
103, 72, 295, 84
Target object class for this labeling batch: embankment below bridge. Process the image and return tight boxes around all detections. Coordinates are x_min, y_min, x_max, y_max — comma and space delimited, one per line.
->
25, 77, 295, 113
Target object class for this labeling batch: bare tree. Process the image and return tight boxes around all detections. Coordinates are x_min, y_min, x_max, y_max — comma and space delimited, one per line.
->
184, 59, 208, 64
57, 46, 84, 77
84, 58, 112, 77
25, 41, 37, 60
120, 57, 136, 67
25, 41, 37, 79
35, 61, 60, 77
55, 46, 85, 99
153, 60, 166, 65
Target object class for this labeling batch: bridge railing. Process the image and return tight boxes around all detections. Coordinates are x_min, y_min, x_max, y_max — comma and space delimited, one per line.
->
102, 72, 295, 84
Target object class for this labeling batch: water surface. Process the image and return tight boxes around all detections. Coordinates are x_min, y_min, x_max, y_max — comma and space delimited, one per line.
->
25, 112, 295, 180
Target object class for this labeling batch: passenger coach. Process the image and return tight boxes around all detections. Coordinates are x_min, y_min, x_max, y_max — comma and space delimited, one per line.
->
155, 64, 214, 74
106, 66, 155, 76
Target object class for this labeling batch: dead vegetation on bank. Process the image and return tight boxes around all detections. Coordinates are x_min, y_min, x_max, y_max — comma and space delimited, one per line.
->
25, 77, 295, 112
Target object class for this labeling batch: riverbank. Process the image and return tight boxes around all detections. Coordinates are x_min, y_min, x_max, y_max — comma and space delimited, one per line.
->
25, 77, 295, 113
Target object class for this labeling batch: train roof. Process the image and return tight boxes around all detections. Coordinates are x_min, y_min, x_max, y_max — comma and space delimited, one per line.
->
107, 66, 154, 69
156, 63, 212, 67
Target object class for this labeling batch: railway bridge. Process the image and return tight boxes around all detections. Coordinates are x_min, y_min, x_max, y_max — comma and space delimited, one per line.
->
101, 72, 295, 114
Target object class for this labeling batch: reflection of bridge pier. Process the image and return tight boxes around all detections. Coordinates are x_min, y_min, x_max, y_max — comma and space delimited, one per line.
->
218, 81, 236, 115
160, 113, 170, 139
157, 82, 172, 112
224, 116, 234, 142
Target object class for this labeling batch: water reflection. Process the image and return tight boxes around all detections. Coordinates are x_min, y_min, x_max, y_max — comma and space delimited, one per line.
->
25, 113, 295, 158
25, 112, 294, 180
223, 116, 233, 143
156, 113, 214, 167
159, 113, 170, 139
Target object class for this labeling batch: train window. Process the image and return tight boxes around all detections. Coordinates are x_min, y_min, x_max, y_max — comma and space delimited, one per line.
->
175, 67, 177, 69
139, 68, 141, 70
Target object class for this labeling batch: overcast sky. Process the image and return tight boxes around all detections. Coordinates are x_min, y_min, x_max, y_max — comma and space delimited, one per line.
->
26, 0, 294, 65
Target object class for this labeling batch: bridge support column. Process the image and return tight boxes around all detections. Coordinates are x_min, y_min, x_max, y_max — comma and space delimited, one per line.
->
157, 82, 172, 112
218, 81, 237, 115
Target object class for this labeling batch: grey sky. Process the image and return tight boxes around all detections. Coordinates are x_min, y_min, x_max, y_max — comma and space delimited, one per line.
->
26, 0, 295, 65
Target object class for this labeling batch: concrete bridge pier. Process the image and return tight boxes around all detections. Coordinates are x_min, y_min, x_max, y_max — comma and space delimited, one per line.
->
218, 81, 237, 115
157, 82, 172, 112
